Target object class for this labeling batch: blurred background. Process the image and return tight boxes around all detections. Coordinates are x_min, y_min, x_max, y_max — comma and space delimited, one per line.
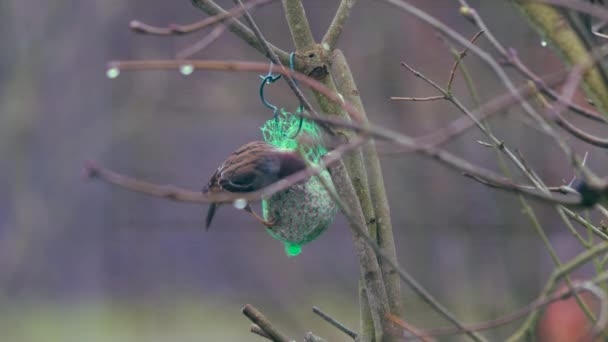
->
2, 0, 607, 340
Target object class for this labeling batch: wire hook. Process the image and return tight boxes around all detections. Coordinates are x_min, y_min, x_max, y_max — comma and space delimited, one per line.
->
258, 61, 282, 121
258, 55, 304, 138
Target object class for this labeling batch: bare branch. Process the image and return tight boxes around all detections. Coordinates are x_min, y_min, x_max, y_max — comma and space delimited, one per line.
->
242, 304, 291, 342
176, 24, 227, 59
446, 30, 484, 92
555, 115, 608, 148
313, 160, 487, 342
282, 0, 316, 49
538, 0, 608, 21
458, 0, 608, 124
385, 315, 435, 342
105, 58, 601, 207
191, 0, 290, 63
322, 0, 357, 51
231, 0, 320, 123
251, 324, 273, 340
508, 242, 608, 341
304, 332, 327, 342
85, 134, 368, 205
312, 306, 358, 340
130, 0, 274, 35
394, 281, 607, 340
390, 95, 444, 102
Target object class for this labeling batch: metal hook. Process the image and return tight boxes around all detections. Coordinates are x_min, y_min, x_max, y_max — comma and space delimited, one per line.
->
286, 52, 305, 139
258, 61, 283, 122
259, 75, 280, 121
258, 56, 304, 138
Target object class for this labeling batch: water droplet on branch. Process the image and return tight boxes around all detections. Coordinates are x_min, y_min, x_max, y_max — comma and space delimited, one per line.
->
233, 198, 248, 210
106, 67, 120, 79
179, 64, 194, 76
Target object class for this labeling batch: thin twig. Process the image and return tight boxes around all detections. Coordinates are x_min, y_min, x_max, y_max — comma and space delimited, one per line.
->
304, 332, 327, 342
397, 60, 589, 204
130, 0, 274, 35
251, 324, 273, 340
385, 315, 435, 342
395, 41, 603, 339
176, 24, 227, 59
564, 208, 608, 241
312, 306, 358, 340
191, 0, 290, 63
386, 72, 574, 154
384, 0, 590, 184
458, 0, 608, 124
392, 281, 607, 340
507, 241, 608, 341
531, 67, 608, 149
390, 95, 444, 102
555, 115, 608, 148
233, 0, 321, 122
446, 30, 484, 92
85, 134, 368, 205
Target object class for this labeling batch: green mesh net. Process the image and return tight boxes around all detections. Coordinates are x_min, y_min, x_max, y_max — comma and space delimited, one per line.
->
260, 109, 327, 164
260, 109, 337, 256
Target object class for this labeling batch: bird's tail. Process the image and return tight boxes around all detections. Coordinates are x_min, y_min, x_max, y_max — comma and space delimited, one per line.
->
205, 203, 217, 230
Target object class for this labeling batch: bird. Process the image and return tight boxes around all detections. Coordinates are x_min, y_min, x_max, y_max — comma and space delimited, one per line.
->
202, 141, 308, 229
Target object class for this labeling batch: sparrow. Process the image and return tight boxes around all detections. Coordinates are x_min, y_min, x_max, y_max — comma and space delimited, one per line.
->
203, 141, 308, 229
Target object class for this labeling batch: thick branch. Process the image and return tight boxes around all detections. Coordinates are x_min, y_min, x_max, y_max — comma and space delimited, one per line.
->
281, 0, 316, 50
327, 160, 390, 341
332, 49, 402, 318
242, 304, 291, 342
322, 0, 357, 50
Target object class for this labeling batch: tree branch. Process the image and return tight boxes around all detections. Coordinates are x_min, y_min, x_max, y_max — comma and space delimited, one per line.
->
323, 160, 390, 341
191, 0, 291, 63
105, 59, 601, 208
131, 0, 274, 36
312, 306, 358, 340
242, 304, 291, 342
511, 0, 608, 117
231, 0, 319, 120
322, 0, 357, 51
457, 0, 608, 124
281, 0, 316, 50
314, 160, 487, 342
332, 49, 402, 319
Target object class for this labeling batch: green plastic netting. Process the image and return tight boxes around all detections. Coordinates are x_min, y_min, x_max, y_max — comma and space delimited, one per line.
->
260, 109, 337, 256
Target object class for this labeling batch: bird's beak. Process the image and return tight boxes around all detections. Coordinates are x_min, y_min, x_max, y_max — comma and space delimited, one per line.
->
205, 203, 217, 230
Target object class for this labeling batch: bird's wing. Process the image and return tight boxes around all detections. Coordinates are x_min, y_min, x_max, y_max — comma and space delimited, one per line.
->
218, 152, 281, 192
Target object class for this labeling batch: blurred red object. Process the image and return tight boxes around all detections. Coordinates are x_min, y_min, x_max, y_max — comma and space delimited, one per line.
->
537, 284, 602, 342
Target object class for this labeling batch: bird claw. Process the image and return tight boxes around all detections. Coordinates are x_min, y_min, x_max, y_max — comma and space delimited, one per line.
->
253, 214, 275, 228
244, 204, 275, 228
262, 218, 276, 228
